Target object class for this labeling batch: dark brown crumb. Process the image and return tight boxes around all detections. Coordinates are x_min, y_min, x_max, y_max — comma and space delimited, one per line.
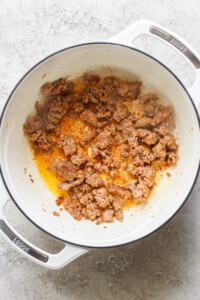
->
30, 178, 34, 183
24, 168, 27, 174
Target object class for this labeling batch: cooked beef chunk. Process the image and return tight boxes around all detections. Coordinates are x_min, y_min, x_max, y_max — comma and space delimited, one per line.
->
135, 117, 152, 128
151, 106, 171, 127
128, 180, 150, 203
117, 80, 141, 100
136, 129, 159, 146
86, 173, 104, 188
102, 209, 114, 222
48, 160, 78, 182
41, 78, 73, 96
79, 131, 95, 147
93, 188, 110, 208
45, 96, 68, 131
113, 105, 130, 122
58, 171, 84, 191
58, 135, 77, 156
121, 144, 130, 159
71, 153, 88, 166
63, 198, 83, 220
92, 130, 112, 150
80, 109, 100, 127
139, 93, 159, 117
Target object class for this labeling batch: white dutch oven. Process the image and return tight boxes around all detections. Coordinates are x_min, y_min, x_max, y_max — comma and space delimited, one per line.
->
0, 20, 200, 269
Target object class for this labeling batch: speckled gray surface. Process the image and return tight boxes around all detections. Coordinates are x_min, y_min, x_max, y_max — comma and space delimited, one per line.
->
1, 0, 200, 299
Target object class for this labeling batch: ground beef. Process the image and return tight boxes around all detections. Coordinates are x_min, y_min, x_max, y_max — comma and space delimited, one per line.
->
48, 160, 79, 182
136, 129, 159, 146
93, 188, 111, 208
71, 153, 88, 166
113, 105, 130, 122
92, 130, 112, 150
58, 171, 84, 191
79, 131, 95, 147
117, 118, 135, 141
121, 144, 130, 159
86, 173, 104, 188
117, 80, 141, 99
58, 135, 77, 156
24, 73, 178, 224
139, 93, 159, 117
80, 109, 101, 127
135, 117, 152, 128
41, 78, 73, 96
128, 180, 150, 203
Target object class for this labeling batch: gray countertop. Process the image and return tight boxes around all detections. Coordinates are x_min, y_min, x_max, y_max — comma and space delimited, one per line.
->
1, 0, 200, 299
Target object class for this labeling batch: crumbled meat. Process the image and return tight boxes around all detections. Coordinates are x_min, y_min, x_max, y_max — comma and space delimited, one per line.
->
135, 117, 152, 128
102, 209, 114, 222
113, 105, 130, 122
129, 180, 150, 202
24, 74, 178, 224
83, 74, 100, 85
93, 188, 110, 208
115, 209, 124, 222
86, 173, 104, 188
152, 135, 178, 163
121, 144, 129, 159
79, 193, 94, 205
58, 171, 84, 191
71, 153, 88, 166
45, 96, 68, 131
166, 151, 178, 166
139, 93, 159, 117
63, 198, 83, 220
80, 109, 100, 127
136, 129, 159, 146
41, 78, 73, 96
151, 106, 171, 127
58, 135, 77, 156
152, 140, 166, 161
79, 131, 95, 147
130, 145, 153, 166
48, 159, 78, 182
117, 80, 141, 99
128, 166, 156, 187
69, 103, 84, 119
92, 130, 112, 150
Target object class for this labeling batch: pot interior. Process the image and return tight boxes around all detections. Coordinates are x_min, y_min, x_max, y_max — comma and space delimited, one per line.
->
0, 43, 199, 247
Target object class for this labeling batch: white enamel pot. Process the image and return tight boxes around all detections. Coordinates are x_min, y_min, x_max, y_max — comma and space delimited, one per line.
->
0, 20, 200, 269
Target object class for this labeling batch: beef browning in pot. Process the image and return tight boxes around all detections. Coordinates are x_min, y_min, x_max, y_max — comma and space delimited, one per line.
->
23, 73, 178, 224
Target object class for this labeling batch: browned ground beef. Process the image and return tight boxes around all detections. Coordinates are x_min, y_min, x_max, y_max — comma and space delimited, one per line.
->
23, 74, 178, 224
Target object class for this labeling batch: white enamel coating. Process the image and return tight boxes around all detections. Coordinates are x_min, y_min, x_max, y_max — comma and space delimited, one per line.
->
0, 20, 200, 269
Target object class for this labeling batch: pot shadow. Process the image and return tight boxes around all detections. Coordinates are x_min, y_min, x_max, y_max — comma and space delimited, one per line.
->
39, 179, 200, 300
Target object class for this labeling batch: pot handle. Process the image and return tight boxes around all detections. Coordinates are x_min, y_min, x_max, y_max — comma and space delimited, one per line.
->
0, 178, 87, 269
109, 20, 200, 109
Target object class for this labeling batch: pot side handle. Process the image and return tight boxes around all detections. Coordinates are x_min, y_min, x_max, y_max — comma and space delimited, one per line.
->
0, 178, 87, 269
108, 20, 200, 109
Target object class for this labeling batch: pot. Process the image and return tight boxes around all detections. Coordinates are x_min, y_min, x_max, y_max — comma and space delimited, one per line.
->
0, 20, 200, 269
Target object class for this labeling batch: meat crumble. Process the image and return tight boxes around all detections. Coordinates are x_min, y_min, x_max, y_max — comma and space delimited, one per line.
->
23, 73, 178, 224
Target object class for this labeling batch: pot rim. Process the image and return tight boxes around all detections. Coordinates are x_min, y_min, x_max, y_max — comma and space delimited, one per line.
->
0, 41, 200, 249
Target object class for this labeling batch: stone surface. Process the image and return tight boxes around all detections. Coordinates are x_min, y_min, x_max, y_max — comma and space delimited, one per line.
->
1, 0, 200, 299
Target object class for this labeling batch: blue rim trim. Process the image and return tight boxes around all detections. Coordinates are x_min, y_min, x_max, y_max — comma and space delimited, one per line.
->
0, 41, 200, 249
